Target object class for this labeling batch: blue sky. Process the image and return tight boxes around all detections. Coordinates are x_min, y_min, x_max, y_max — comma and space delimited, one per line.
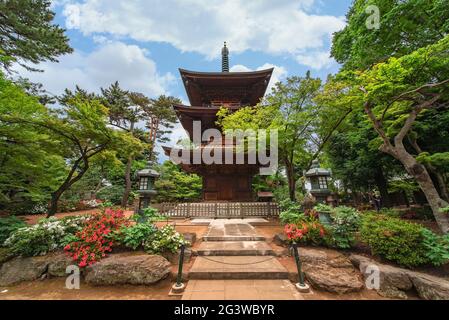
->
17, 0, 352, 158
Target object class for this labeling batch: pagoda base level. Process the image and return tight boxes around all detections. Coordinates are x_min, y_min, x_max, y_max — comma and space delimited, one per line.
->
202, 174, 254, 202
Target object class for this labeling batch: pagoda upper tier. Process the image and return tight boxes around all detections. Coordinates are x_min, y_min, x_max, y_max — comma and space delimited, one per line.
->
180, 68, 273, 107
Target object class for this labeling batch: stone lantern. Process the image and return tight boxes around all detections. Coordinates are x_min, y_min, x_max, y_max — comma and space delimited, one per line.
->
136, 162, 159, 212
305, 160, 332, 204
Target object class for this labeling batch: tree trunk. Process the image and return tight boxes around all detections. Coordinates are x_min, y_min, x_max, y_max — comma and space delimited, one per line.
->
48, 192, 61, 217
363, 95, 449, 233
408, 135, 449, 202
121, 156, 133, 208
285, 159, 296, 201
390, 146, 449, 233
435, 172, 449, 202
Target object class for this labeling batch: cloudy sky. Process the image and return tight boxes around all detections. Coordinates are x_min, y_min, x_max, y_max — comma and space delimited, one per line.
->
17, 0, 351, 158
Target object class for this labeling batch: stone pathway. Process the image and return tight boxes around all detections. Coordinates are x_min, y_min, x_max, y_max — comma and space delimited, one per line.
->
183, 219, 301, 300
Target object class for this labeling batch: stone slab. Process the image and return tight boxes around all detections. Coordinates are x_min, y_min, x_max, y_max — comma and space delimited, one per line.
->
182, 280, 303, 300
202, 236, 266, 242
197, 241, 275, 256
188, 256, 289, 280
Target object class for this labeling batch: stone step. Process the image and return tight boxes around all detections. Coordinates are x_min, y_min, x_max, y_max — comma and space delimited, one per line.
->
182, 280, 303, 300
197, 241, 275, 256
202, 236, 266, 242
188, 256, 289, 280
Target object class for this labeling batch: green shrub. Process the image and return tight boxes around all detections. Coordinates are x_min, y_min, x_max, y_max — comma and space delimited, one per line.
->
378, 208, 401, 218
325, 206, 361, 249
144, 225, 188, 254
113, 222, 158, 250
360, 214, 429, 267
4, 215, 90, 256
314, 203, 333, 212
421, 229, 449, 266
133, 207, 165, 223
97, 185, 125, 205
279, 200, 306, 224
440, 206, 449, 214
0, 216, 27, 245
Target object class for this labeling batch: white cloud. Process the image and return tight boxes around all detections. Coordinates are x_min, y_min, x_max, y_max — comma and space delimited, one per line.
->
62, 0, 345, 62
14, 41, 174, 97
230, 63, 288, 93
295, 51, 335, 69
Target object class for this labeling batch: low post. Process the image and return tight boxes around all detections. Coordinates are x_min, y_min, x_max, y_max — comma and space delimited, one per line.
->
172, 244, 186, 293
291, 243, 310, 293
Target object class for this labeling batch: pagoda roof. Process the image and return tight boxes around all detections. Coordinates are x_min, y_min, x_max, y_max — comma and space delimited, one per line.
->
180, 68, 273, 106
174, 104, 239, 139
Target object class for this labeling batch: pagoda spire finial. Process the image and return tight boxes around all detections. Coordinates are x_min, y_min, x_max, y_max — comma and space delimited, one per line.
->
221, 41, 229, 72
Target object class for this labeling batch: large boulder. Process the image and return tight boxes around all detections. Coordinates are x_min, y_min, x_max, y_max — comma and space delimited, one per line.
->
298, 248, 364, 294
47, 252, 76, 277
349, 254, 449, 300
304, 264, 364, 294
350, 254, 412, 299
409, 272, 449, 300
84, 253, 170, 286
0, 248, 14, 266
0, 256, 48, 286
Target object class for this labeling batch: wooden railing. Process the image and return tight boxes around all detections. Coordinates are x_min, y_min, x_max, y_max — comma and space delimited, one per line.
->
151, 202, 280, 218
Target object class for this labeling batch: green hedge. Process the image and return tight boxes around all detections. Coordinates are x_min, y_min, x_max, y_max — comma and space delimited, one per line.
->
360, 214, 429, 267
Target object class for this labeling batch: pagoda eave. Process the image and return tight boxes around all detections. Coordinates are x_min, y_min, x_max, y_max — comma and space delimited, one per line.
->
180, 68, 273, 106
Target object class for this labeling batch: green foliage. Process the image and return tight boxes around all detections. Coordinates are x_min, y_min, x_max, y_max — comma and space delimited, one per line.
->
421, 229, 449, 266
0, 216, 27, 245
325, 206, 361, 249
4, 215, 90, 256
0, 71, 66, 213
440, 206, 449, 214
97, 185, 125, 205
134, 207, 165, 223
279, 200, 305, 224
113, 222, 157, 250
0, 0, 73, 71
154, 161, 202, 202
314, 203, 333, 212
218, 74, 325, 200
332, 0, 449, 70
378, 208, 401, 218
360, 214, 429, 267
144, 225, 188, 254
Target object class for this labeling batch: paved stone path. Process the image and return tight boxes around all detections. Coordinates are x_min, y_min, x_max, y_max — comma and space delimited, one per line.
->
183, 219, 302, 300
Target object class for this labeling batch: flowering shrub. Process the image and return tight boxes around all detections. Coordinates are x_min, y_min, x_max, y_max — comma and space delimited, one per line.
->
144, 225, 188, 254
64, 208, 128, 267
284, 221, 325, 245
4, 215, 90, 256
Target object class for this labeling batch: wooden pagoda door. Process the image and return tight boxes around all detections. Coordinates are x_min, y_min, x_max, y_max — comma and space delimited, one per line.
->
218, 177, 233, 200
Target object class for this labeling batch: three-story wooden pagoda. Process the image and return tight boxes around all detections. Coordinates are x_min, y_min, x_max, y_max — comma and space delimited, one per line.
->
164, 43, 273, 201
